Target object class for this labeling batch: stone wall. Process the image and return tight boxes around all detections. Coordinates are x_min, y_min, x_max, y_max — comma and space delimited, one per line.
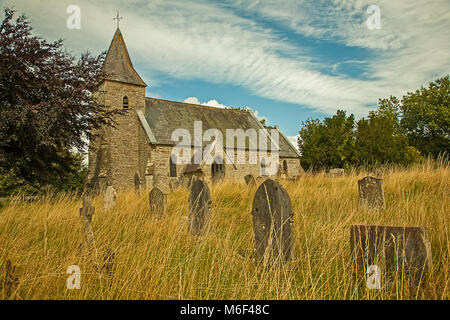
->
89, 80, 146, 190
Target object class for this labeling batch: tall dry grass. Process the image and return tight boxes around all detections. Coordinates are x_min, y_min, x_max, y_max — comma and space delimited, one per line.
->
0, 162, 448, 300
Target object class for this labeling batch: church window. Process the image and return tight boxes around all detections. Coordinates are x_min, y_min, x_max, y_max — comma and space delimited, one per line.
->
283, 160, 288, 173
261, 158, 267, 175
169, 155, 177, 177
123, 96, 129, 109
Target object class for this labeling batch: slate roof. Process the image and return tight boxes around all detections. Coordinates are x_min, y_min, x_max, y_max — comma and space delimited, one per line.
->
102, 28, 147, 87
142, 98, 300, 158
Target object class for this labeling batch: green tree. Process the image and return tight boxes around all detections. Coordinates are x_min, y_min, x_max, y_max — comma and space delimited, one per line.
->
0, 8, 118, 193
298, 110, 355, 171
400, 75, 449, 158
354, 96, 421, 166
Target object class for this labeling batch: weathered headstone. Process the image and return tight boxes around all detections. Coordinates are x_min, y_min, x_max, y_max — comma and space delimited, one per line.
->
103, 186, 117, 212
0, 260, 18, 299
134, 173, 140, 192
329, 168, 344, 176
350, 225, 432, 283
358, 176, 385, 210
244, 174, 256, 186
101, 248, 116, 287
79, 195, 97, 258
188, 179, 212, 236
149, 187, 166, 217
251, 179, 294, 265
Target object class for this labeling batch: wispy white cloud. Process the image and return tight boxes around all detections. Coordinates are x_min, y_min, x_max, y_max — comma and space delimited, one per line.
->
183, 97, 227, 109
4, 0, 449, 117
287, 135, 300, 152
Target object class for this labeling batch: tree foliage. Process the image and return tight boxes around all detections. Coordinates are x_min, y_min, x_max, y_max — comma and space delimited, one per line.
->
0, 8, 118, 192
298, 110, 355, 171
400, 75, 449, 157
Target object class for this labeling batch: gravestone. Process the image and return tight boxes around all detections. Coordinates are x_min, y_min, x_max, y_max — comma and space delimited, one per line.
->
251, 179, 294, 265
1, 260, 18, 299
358, 176, 385, 210
103, 186, 117, 212
329, 168, 344, 176
188, 179, 212, 236
149, 187, 166, 217
244, 174, 256, 186
79, 195, 97, 257
350, 225, 432, 282
134, 173, 140, 192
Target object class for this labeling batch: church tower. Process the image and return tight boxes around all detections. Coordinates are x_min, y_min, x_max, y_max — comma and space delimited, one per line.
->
89, 27, 147, 190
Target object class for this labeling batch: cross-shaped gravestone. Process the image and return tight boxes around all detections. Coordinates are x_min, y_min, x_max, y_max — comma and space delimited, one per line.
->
358, 176, 385, 210
79, 195, 96, 254
188, 179, 212, 236
251, 179, 294, 266
149, 187, 166, 217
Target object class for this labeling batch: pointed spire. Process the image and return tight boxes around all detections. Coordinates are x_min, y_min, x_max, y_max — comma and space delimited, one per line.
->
102, 28, 147, 87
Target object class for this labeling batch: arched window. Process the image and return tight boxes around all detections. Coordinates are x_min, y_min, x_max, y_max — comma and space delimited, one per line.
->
211, 156, 224, 182
123, 96, 129, 109
283, 160, 288, 173
169, 155, 177, 177
260, 158, 266, 175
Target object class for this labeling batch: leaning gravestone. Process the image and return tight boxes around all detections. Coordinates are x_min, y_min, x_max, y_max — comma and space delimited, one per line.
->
244, 174, 256, 186
103, 186, 117, 212
251, 179, 294, 265
350, 225, 432, 283
358, 176, 385, 210
188, 179, 212, 236
149, 187, 166, 217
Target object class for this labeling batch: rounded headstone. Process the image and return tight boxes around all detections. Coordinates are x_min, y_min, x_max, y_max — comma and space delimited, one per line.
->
251, 179, 294, 265
188, 179, 212, 236
149, 187, 166, 217
103, 186, 117, 212
358, 176, 385, 210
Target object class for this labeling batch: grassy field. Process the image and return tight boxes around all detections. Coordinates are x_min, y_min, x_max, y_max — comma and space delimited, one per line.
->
0, 161, 448, 300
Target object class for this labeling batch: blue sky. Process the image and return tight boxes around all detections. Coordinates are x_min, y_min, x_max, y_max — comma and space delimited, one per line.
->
2, 0, 449, 145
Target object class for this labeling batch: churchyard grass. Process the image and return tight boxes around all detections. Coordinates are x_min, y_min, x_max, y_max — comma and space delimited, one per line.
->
0, 161, 448, 300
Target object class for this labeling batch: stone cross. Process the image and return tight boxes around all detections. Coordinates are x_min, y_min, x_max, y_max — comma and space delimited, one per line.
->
113, 11, 123, 29
188, 179, 212, 236
103, 186, 117, 212
244, 174, 256, 186
350, 225, 432, 284
79, 195, 97, 258
251, 179, 294, 266
149, 187, 166, 217
358, 176, 385, 210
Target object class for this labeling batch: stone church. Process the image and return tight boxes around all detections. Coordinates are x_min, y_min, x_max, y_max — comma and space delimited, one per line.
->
88, 27, 302, 192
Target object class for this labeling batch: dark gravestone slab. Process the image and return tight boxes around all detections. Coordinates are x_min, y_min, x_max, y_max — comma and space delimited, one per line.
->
149, 187, 166, 217
350, 225, 432, 282
188, 179, 212, 236
251, 179, 294, 265
244, 174, 256, 186
358, 176, 385, 210
134, 173, 140, 192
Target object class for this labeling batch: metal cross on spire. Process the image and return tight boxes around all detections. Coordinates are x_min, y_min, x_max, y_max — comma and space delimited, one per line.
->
113, 11, 123, 29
